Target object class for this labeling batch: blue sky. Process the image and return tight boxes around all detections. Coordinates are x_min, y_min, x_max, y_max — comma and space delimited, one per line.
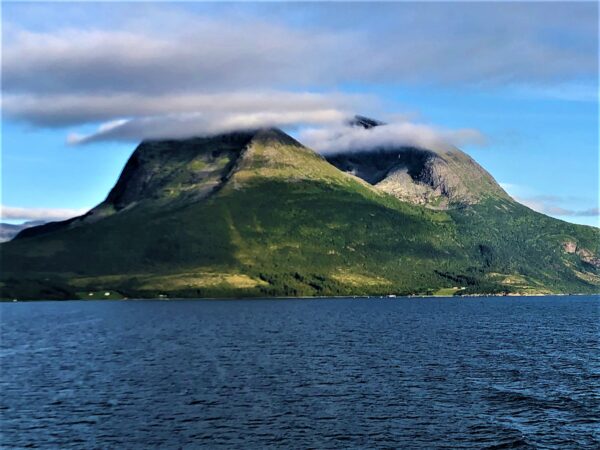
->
2, 1, 598, 226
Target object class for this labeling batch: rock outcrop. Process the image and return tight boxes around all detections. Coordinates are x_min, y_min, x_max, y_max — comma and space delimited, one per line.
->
326, 146, 509, 209
325, 116, 509, 209
563, 240, 600, 268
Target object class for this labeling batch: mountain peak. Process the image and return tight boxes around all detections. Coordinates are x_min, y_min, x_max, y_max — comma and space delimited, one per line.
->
249, 127, 304, 148
15, 126, 365, 240
347, 115, 386, 129
102, 127, 298, 208
4, 121, 599, 298
327, 117, 509, 208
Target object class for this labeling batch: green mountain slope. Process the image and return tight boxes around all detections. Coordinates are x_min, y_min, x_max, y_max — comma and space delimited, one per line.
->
1, 128, 598, 299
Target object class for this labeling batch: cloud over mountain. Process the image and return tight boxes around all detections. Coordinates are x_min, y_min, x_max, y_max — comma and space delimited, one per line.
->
5, 92, 370, 128
66, 107, 357, 145
300, 121, 487, 154
4, 3, 596, 97
2, 2, 597, 146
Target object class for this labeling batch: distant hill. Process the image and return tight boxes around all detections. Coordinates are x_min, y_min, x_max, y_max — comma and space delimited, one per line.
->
1, 124, 598, 300
0, 221, 45, 243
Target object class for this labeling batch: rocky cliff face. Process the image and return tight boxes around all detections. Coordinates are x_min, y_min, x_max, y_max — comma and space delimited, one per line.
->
325, 117, 509, 209
98, 132, 257, 211
563, 240, 600, 268
15, 131, 258, 239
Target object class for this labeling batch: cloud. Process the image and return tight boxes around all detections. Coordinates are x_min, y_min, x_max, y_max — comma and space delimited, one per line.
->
299, 121, 487, 154
4, 91, 371, 128
0, 205, 89, 221
2, 2, 597, 143
514, 197, 600, 217
66, 109, 358, 145
66, 112, 488, 150
3, 90, 375, 144
3, 3, 597, 97
2, 19, 350, 96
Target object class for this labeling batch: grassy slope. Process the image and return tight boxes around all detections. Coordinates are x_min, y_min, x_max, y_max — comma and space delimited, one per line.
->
450, 199, 600, 294
1, 131, 598, 299
0, 179, 460, 299
2, 181, 597, 299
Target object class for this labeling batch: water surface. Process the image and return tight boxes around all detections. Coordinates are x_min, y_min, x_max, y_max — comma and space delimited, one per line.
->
1, 296, 599, 448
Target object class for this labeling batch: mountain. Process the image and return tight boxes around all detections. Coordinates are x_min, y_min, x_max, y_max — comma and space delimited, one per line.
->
327, 117, 508, 209
0, 221, 46, 243
1, 125, 598, 300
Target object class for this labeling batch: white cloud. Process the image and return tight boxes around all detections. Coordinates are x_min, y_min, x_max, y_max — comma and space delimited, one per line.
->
499, 182, 518, 193
58, 93, 372, 144
299, 121, 487, 154
66, 113, 488, 151
515, 197, 600, 217
4, 3, 596, 97
2, 20, 349, 96
2, 2, 596, 145
4, 91, 371, 128
500, 184, 599, 217
0, 205, 89, 221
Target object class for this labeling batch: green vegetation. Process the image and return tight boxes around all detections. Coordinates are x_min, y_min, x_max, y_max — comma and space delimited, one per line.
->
1, 128, 598, 300
449, 199, 600, 294
432, 287, 463, 296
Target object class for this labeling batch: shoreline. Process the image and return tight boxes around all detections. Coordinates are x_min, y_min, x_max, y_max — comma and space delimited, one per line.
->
2, 292, 597, 303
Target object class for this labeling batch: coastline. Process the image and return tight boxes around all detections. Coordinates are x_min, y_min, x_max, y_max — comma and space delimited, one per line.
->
2, 292, 597, 302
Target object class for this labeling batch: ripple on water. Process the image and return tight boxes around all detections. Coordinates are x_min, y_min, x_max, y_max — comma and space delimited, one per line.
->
1, 295, 599, 449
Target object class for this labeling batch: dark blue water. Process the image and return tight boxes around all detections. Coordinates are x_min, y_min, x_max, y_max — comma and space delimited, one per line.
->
1, 296, 599, 449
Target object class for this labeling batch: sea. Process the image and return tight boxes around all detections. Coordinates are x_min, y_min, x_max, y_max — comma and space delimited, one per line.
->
1, 295, 598, 449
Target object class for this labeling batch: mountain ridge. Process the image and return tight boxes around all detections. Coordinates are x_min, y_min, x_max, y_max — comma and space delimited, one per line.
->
325, 117, 509, 209
2, 122, 598, 300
